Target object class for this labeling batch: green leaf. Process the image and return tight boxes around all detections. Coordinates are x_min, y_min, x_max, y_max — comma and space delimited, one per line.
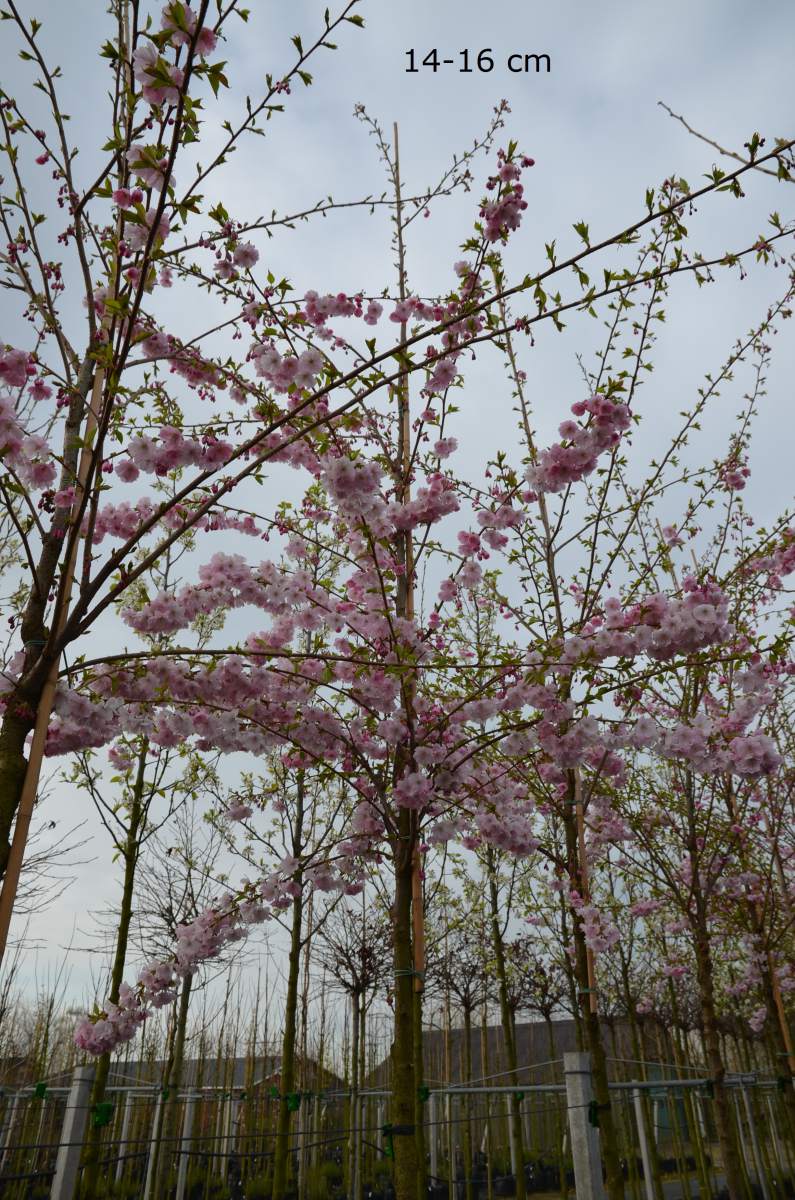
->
205, 61, 229, 96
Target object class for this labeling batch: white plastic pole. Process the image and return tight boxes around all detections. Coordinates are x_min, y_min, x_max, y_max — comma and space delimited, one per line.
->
50, 1065, 95, 1200
0, 1093, 19, 1168
741, 1086, 770, 1200
115, 1091, 133, 1185
142, 1093, 164, 1200
632, 1086, 655, 1200
174, 1094, 197, 1200
429, 1093, 438, 1182
563, 1052, 606, 1200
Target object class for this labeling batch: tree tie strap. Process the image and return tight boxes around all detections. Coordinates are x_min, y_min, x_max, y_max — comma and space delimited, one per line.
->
91, 1101, 114, 1128
382, 1121, 415, 1158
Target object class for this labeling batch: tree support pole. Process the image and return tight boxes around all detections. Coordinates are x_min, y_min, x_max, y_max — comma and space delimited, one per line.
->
50, 1065, 95, 1200
564, 1052, 606, 1200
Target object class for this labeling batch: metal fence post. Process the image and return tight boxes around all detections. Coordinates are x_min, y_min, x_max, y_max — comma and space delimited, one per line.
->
429, 1093, 438, 1181
505, 1093, 518, 1178
115, 1090, 134, 1185
765, 1095, 785, 1175
50, 1064, 95, 1200
563, 1052, 606, 1200
632, 1085, 655, 1200
741, 1086, 770, 1200
143, 1092, 165, 1200
311, 1094, 320, 1170
0, 1092, 19, 1169
175, 1093, 197, 1200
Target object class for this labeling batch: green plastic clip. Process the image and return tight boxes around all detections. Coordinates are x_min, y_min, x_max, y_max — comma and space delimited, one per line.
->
92, 1101, 114, 1128
33, 1082, 47, 1100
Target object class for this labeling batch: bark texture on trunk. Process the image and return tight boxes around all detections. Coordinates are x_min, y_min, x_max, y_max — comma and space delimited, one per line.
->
391, 825, 420, 1200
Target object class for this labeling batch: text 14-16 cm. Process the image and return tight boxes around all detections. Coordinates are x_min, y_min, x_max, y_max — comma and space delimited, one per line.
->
405, 49, 551, 74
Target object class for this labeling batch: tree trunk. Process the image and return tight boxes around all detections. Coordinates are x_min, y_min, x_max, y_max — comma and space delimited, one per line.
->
564, 809, 624, 1200
623, 962, 664, 1200
485, 855, 526, 1199
155, 972, 193, 1200
0, 712, 32, 880
462, 1006, 475, 1200
0, 354, 95, 882
81, 741, 147, 1199
271, 885, 304, 1200
481, 1003, 495, 1200
413, 962, 427, 1200
692, 917, 746, 1200
348, 990, 361, 1200
391, 819, 420, 1200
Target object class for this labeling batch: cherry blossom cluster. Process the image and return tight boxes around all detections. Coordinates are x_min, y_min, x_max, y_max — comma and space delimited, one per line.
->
214, 241, 259, 279
74, 846, 365, 1054
719, 460, 750, 491
119, 552, 323, 637
320, 455, 460, 540
119, 425, 233, 478
558, 577, 732, 665
1, 349, 57, 489
132, 5, 217, 109
550, 881, 621, 954
128, 143, 172, 191
249, 342, 324, 394
473, 798, 540, 855
74, 983, 150, 1055
303, 290, 369, 326
526, 395, 631, 494
88, 495, 260, 546
0, 393, 57, 490
481, 152, 534, 242
621, 660, 783, 776
0, 345, 34, 389
748, 527, 795, 591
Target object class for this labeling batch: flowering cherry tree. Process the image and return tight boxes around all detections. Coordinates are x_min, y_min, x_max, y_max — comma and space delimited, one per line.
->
1, 4, 795, 1199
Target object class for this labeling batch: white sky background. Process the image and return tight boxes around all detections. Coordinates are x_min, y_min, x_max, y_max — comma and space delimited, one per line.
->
3, 0, 795, 1047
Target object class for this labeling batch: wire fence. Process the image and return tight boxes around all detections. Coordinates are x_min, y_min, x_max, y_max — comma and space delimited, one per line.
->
0, 1058, 792, 1200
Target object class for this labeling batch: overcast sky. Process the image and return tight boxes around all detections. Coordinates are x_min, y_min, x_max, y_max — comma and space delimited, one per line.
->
3, 0, 794, 1037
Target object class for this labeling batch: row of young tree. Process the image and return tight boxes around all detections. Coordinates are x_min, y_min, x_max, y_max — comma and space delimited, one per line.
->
2, 833, 794, 1200
0, 2, 794, 1199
